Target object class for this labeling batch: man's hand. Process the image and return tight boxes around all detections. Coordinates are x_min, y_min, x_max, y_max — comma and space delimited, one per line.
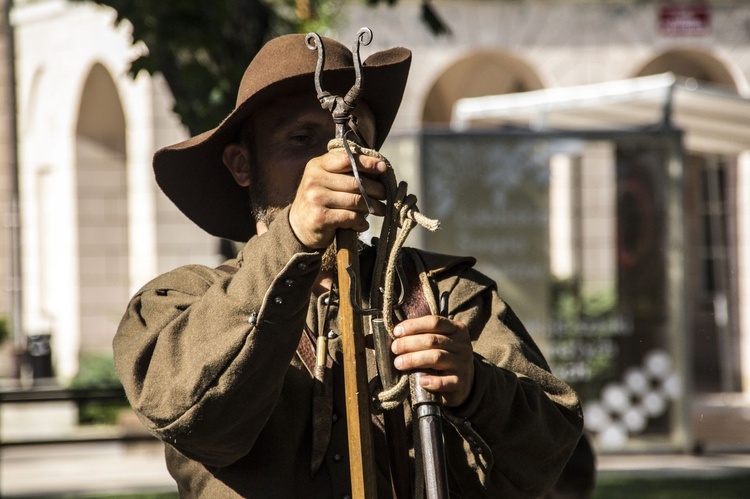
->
289, 150, 387, 249
391, 315, 475, 407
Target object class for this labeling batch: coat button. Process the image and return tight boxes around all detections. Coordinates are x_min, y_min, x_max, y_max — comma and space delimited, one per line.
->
297, 262, 308, 270
274, 296, 283, 305
285, 278, 294, 286
248, 314, 257, 325
333, 453, 342, 463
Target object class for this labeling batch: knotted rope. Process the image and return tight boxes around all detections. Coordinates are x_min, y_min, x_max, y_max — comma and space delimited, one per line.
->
327, 138, 440, 413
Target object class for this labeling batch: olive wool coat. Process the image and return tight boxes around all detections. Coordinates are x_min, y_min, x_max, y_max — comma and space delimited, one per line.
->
114, 206, 583, 498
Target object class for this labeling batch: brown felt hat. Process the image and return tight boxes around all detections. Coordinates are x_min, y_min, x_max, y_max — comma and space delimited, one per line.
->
153, 33, 412, 242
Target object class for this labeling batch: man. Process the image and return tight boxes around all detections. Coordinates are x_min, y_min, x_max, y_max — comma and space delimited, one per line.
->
114, 33, 583, 498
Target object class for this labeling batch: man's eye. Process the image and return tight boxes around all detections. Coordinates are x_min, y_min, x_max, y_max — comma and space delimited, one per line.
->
289, 133, 313, 145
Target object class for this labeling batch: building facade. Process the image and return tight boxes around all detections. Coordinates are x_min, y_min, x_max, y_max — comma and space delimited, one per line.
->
10, 0, 216, 380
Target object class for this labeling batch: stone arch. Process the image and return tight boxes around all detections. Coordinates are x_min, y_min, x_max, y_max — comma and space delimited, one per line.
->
422, 50, 544, 125
635, 48, 737, 90
74, 62, 129, 354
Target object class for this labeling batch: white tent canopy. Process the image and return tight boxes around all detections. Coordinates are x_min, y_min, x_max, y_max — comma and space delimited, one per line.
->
451, 73, 750, 154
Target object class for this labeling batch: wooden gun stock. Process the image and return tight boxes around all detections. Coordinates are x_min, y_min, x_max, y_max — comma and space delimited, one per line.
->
336, 229, 378, 498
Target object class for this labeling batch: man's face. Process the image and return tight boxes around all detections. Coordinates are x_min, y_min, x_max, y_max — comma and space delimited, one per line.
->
237, 91, 377, 229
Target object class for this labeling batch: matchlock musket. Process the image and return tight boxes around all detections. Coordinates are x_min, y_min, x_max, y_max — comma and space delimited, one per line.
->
306, 28, 449, 499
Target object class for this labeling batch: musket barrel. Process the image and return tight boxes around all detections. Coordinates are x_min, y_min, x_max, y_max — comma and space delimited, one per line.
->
413, 377, 450, 499
417, 408, 449, 499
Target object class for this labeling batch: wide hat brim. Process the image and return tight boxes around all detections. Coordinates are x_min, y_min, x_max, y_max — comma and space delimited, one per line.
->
153, 34, 412, 242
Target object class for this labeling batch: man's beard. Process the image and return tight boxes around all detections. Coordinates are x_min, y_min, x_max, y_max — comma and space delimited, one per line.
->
247, 166, 283, 229
249, 199, 282, 230
248, 176, 338, 271
246, 155, 368, 274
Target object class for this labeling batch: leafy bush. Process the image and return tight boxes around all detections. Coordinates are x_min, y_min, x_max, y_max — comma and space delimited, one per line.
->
69, 353, 128, 425
70, 353, 122, 389
0, 316, 10, 344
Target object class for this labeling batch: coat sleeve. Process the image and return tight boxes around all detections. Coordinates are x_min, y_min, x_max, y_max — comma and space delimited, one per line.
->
113, 208, 321, 467
438, 266, 584, 498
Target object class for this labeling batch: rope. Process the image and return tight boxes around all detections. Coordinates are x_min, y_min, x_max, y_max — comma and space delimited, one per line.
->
327, 138, 440, 413
369, 374, 410, 413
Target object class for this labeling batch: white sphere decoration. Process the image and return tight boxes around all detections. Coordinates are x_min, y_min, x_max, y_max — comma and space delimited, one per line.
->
644, 350, 672, 380
641, 391, 667, 417
583, 402, 611, 432
588, 351, 681, 443
602, 383, 631, 415
598, 422, 628, 450
622, 407, 648, 433
623, 367, 650, 396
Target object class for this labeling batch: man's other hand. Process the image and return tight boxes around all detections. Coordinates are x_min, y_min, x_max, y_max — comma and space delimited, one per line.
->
391, 315, 475, 407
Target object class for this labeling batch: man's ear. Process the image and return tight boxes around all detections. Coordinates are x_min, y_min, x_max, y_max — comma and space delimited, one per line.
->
222, 143, 251, 187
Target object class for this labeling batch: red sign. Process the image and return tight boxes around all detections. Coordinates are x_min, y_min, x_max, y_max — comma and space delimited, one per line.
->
658, 4, 711, 36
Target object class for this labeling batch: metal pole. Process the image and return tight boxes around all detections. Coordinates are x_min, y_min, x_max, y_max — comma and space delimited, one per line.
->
665, 129, 693, 453
3, 0, 21, 369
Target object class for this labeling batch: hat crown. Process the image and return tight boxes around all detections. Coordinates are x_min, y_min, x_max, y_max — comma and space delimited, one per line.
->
236, 34, 354, 107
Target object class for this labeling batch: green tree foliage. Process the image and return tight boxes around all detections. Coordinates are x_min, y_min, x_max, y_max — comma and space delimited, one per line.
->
75, 0, 339, 135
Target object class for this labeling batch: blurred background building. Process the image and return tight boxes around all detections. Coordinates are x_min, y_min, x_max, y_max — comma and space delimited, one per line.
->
1, 0, 750, 455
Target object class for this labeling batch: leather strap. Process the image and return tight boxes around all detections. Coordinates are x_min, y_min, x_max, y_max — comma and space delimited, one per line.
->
399, 249, 433, 319
302, 325, 334, 474
216, 264, 239, 275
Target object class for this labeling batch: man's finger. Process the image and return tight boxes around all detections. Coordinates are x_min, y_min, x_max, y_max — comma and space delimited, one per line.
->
417, 373, 461, 393
318, 150, 386, 175
393, 316, 464, 338
391, 333, 455, 356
